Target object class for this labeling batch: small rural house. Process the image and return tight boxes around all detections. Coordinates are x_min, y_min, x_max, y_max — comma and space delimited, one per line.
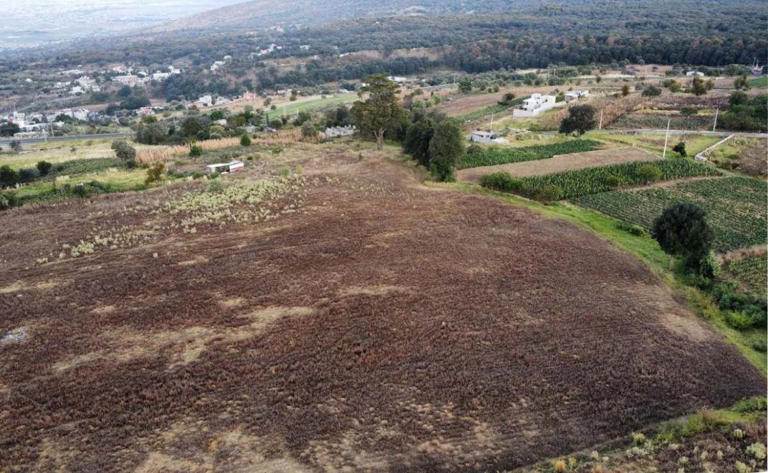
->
469, 130, 509, 144
686, 70, 705, 77
513, 93, 557, 117
564, 89, 590, 102
470, 131, 497, 143
206, 161, 245, 174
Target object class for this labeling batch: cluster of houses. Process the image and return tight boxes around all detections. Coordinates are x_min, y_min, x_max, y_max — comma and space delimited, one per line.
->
48, 65, 181, 97
1, 107, 112, 138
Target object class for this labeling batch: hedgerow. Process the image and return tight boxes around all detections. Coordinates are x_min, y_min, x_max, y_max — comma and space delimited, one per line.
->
458, 139, 601, 169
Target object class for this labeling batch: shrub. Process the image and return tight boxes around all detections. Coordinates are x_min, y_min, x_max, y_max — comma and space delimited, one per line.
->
36, 161, 53, 176
301, 123, 317, 138
0, 165, 18, 188
111, 140, 136, 162
642, 85, 662, 97
240, 134, 252, 147
466, 143, 483, 155
18, 168, 37, 183
72, 183, 88, 198
480, 172, 523, 192
206, 179, 225, 193
189, 144, 203, 157
636, 164, 662, 183
616, 221, 645, 236
145, 162, 166, 186
534, 185, 563, 203
752, 339, 767, 352
725, 311, 754, 330
672, 142, 687, 157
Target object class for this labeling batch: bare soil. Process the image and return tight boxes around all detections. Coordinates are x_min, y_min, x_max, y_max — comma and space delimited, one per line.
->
0, 145, 763, 473
457, 147, 660, 182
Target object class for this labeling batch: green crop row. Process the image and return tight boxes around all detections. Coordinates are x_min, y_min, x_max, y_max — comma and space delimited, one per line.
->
574, 176, 766, 252
458, 139, 601, 169
517, 159, 720, 200
724, 255, 767, 299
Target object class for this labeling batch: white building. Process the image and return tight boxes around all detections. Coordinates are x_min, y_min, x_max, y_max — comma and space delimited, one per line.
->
513, 93, 557, 117
75, 76, 100, 92
469, 130, 508, 144
206, 161, 244, 174
196, 95, 214, 107
113, 74, 147, 87
564, 89, 590, 102
686, 70, 705, 77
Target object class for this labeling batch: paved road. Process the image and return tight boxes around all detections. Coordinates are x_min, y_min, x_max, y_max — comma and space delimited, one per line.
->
606, 129, 767, 138
0, 133, 131, 147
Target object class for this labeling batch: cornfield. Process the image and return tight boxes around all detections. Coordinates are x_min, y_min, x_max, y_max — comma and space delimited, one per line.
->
459, 140, 601, 169
507, 159, 719, 200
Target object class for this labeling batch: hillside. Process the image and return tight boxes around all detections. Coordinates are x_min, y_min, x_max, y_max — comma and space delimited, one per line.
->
155, 0, 530, 33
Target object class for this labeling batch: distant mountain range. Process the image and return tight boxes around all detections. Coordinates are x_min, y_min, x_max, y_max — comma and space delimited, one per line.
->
154, 0, 529, 33
0, 0, 245, 50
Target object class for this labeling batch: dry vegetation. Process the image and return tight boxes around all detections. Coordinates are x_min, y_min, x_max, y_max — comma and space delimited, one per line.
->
0, 144, 764, 472
136, 130, 303, 163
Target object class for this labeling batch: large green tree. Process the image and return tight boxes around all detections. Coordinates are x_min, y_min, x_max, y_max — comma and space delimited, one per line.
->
428, 120, 464, 182
351, 74, 405, 151
652, 203, 713, 269
559, 104, 597, 136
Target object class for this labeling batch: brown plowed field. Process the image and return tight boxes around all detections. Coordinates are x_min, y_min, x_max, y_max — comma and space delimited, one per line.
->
457, 146, 660, 183
0, 144, 764, 473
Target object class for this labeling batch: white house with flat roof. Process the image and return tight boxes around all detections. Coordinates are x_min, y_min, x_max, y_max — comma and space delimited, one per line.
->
513, 93, 557, 117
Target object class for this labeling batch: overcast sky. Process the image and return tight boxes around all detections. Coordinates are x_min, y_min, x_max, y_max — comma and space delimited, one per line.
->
1, 0, 245, 49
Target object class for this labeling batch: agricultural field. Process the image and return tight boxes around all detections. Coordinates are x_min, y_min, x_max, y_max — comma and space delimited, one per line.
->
574, 177, 767, 252
704, 136, 767, 177
488, 158, 719, 200
458, 139, 602, 169
587, 131, 722, 157
458, 146, 662, 183
1, 143, 763, 473
723, 253, 768, 299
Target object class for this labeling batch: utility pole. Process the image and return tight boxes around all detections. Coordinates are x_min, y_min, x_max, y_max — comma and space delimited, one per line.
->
712, 108, 719, 132
598, 109, 604, 130
489, 112, 494, 132
662, 118, 671, 159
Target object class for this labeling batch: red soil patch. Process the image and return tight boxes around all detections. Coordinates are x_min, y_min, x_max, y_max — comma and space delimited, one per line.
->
0, 148, 763, 472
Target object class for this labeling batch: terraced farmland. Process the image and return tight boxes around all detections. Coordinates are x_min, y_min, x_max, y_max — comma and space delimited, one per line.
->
575, 177, 767, 252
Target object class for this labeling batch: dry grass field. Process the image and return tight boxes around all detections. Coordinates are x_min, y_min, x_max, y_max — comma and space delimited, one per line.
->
0, 144, 764, 472
457, 147, 660, 182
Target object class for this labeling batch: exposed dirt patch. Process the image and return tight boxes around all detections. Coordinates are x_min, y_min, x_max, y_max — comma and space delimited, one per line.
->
0, 146, 763, 473
457, 147, 660, 182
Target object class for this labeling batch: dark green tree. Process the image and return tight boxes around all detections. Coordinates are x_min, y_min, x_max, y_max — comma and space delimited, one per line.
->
36, 161, 52, 176
428, 120, 464, 182
559, 105, 597, 136
403, 121, 434, 168
652, 203, 713, 269
672, 142, 687, 157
